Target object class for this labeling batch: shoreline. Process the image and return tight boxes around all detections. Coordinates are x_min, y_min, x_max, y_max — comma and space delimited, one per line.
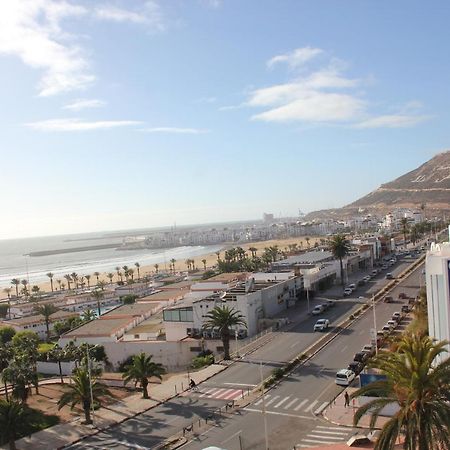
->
0, 236, 321, 294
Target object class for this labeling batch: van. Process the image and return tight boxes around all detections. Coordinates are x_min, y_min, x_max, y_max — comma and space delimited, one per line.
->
335, 369, 356, 386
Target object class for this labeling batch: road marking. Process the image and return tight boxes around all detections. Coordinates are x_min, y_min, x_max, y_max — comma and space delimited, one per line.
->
199, 388, 217, 398
254, 394, 270, 406
316, 426, 349, 430
305, 400, 318, 412
313, 430, 348, 436
340, 345, 348, 352
314, 402, 328, 415
294, 399, 309, 411
274, 396, 290, 408
308, 434, 344, 440
222, 390, 243, 400
290, 341, 299, 348
215, 388, 235, 399
223, 382, 257, 387
244, 408, 316, 421
265, 395, 280, 406
303, 438, 337, 444
284, 398, 299, 409
221, 429, 243, 445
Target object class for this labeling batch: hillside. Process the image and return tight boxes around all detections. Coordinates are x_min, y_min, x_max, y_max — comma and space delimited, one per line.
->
306, 151, 450, 219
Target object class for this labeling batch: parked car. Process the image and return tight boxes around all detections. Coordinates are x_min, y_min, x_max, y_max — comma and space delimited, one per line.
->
384, 296, 394, 303
311, 305, 325, 315
378, 329, 389, 338
381, 264, 389, 270
314, 319, 330, 332
363, 276, 371, 282
382, 325, 392, 334
370, 270, 378, 277
335, 369, 356, 386
386, 273, 394, 279
353, 352, 370, 363
347, 361, 364, 375
398, 292, 408, 299
401, 305, 411, 313
357, 280, 366, 287
343, 288, 353, 296
347, 283, 356, 291
392, 312, 402, 322
386, 320, 397, 330
361, 344, 375, 356
325, 300, 336, 308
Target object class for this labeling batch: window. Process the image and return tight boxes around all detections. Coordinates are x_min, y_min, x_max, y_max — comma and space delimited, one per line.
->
163, 307, 193, 322
134, 334, 139, 339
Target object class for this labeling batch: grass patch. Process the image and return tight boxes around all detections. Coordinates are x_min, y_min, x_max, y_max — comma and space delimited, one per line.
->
38, 343, 55, 354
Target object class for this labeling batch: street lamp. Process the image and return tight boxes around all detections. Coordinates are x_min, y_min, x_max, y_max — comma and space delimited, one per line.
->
259, 361, 269, 450
372, 294, 378, 355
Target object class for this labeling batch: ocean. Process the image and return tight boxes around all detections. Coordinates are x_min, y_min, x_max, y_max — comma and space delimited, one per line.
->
0, 231, 223, 289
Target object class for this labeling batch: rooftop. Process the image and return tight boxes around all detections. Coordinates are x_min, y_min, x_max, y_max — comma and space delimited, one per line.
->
274, 250, 334, 265
3, 309, 77, 326
127, 315, 164, 334
159, 280, 193, 290
103, 302, 157, 317
63, 317, 133, 338
137, 289, 189, 302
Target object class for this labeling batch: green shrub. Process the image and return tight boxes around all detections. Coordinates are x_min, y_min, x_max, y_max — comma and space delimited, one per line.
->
191, 354, 214, 369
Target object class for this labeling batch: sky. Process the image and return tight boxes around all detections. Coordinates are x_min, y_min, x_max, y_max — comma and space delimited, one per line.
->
0, 0, 449, 240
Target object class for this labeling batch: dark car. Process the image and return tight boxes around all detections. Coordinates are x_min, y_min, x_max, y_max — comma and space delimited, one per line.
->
347, 361, 364, 375
401, 305, 411, 313
384, 296, 394, 303
353, 352, 370, 363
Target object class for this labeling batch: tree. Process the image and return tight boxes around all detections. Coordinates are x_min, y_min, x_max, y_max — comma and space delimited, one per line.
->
81, 309, 96, 322
11, 279, 20, 299
215, 251, 221, 261
401, 217, 409, 249
135, 262, 141, 280
202, 259, 207, 270
64, 274, 72, 291
85, 274, 91, 288
170, 258, 176, 273
0, 343, 13, 400
107, 273, 114, 285
249, 247, 257, 258
20, 280, 28, 299
351, 334, 450, 450
154, 264, 159, 274
46, 272, 54, 292
48, 344, 68, 384
93, 272, 100, 284
97, 280, 107, 291
305, 237, 310, 248
2, 356, 36, 403
71, 272, 79, 289
203, 306, 247, 360
0, 327, 16, 344
56, 279, 62, 290
115, 266, 123, 282
0, 399, 28, 450
122, 295, 137, 305
33, 304, 58, 342
329, 234, 351, 287
58, 367, 112, 424
91, 290, 104, 317
122, 353, 166, 399
3, 287, 11, 299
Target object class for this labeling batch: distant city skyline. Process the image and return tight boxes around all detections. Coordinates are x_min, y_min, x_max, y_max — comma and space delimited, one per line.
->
1, 1, 449, 239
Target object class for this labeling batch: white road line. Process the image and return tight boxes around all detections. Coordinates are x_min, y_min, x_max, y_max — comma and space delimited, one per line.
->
244, 408, 316, 421
294, 399, 308, 411
305, 400, 318, 412
254, 394, 270, 406
340, 345, 348, 352
223, 390, 242, 400
284, 398, 299, 409
265, 395, 280, 406
210, 388, 225, 398
313, 430, 348, 436
290, 341, 299, 348
274, 396, 290, 408
316, 426, 349, 431
223, 382, 256, 387
220, 429, 243, 445
199, 388, 217, 398
215, 388, 235, 399
303, 438, 337, 444
314, 402, 329, 415
308, 434, 344, 440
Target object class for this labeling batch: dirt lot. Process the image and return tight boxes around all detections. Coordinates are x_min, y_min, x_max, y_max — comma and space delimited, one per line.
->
1, 382, 134, 422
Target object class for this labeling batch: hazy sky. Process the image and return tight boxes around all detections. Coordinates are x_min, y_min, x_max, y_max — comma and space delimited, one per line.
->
1, 0, 449, 239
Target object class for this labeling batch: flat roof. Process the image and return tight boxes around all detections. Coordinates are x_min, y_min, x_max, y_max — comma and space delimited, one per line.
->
3, 310, 77, 326
138, 289, 189, 302
128, 316, 164, 334
203, 272, 248, 282
274, 250, 333, 265
159, 280, 193, 290
63, 317, 133, 338
103, 303, 157, 317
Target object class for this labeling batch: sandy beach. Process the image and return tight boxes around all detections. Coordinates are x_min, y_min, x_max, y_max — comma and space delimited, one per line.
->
3, 236, 322, 295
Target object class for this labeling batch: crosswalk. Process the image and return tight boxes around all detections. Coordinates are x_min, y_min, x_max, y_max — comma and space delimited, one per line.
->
296, 425, 355, 448
252, 394, 328, 415
181, 387, 245, 401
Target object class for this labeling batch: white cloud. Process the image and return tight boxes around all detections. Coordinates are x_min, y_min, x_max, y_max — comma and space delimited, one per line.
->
63, 98, 106, 111
141, 127, 210, 134
0, 0, 93, 96
95, 2, 165, 31
267, 47, 323, 69
26, 118, 142, 131
354, 114, 430, 129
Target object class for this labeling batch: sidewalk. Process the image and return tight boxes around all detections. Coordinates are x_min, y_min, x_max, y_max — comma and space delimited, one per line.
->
322, 387, 389, 430
7, 363, 225, 450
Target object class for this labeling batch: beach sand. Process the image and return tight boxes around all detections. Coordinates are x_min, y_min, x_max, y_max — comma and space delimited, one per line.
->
7, 236, 322, 294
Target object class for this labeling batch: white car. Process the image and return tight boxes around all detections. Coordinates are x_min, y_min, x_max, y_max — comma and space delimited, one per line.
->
335, 369, 356, 386
314, 319, 330, 331
343, 288, 353, 296
347, 283, 356, 291
311, 305, 325, 315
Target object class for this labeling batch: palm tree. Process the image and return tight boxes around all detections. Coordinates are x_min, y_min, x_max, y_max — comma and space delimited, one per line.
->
154, 264, 159, 274
3, 288, 11, 299
48, 344, 67, 384
170, 259, 176, 273
71, 272, 79, 289
351, 334, 450, 450
305, 237, 311, 248
248, 247, 257, 258
58, 367, 112, 425
122, 353, 166, 399
122, 266, 129, 281
215, 251, 221, 261
115, 266, 122, 282
203, 306, 247, 360
81, 309, 96, 322
85, 274, 91, 288
64, 274, 72, 290
128, 268, 134, 281
329, 234, 351, 287
97, 280, 107, 291
185, 259, 191, 270
0, 399, 28, 450
11, 279, 20, 299
93, 272, 100, 284
202, 259, 207, 270
135, 262, 141, 280
46, 272, 54, 292
34, 304, 58, 342
20, 280, 28, 299
401, 217, 409, 249
106, 273, 114, 285
56, 279, 62, 290
91, 290, 104, 317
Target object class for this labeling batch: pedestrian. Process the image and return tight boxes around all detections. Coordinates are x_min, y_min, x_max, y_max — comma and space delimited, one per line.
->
189, 379, 198, 391
344, 391, 350, 407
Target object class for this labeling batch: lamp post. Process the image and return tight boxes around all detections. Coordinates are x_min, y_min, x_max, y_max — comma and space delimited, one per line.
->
259, 361, 269, 450
372, 294, 378, 355
86, 345, 95, 427
235, 329, 240, 358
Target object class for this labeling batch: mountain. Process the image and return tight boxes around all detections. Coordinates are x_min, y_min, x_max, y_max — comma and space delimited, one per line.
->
306, 151, 450, 219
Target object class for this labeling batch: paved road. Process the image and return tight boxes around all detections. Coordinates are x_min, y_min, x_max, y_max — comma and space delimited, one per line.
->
181, 259, 423, 450
67, 256, 422, 449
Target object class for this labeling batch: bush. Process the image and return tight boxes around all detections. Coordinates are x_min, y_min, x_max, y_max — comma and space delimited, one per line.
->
122, 295, 137, 305
0, 326, 16, 344
202, 270, 216, 280
272, 367, 285, 380
118, 355, 135, 372
191, 354, 214, 369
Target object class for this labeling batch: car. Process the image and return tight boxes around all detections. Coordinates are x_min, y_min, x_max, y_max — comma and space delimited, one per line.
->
325, 300, 336, 308
371, 270, 378, 277
384, 296, 394, 303
343, 288, 353, 297
381, 264, 389, 270
361, 344, 375, 356
321, 302, 330, 311
347, 361, 364, 375
314, 319, 330, 331
363, 276, 371, 282
386, 320, 397, 330
386, 273, 394, 279
401, 305, 411, 313
311, 305, 324, 315
382, 325, 392, 334
347, 283, 356, 291
392, 312, 402, 322
377, 329, 388, 338
353, 352, 370, 363
335, 369, 356, 386
398, 292, 408, 299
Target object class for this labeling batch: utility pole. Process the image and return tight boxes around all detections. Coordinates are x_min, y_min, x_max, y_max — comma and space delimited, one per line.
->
372, 294, 378, 355
259, 361, 269, 450
86, 344, 95, 427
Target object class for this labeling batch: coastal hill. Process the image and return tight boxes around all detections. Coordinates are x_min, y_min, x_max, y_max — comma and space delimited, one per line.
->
306, 150, 450, 219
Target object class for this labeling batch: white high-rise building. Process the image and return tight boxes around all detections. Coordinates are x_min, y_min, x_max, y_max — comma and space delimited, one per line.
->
425, 238, 450, 362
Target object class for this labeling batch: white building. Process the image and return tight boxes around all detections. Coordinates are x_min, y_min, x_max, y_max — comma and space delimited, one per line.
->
425, 239, 450, 362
